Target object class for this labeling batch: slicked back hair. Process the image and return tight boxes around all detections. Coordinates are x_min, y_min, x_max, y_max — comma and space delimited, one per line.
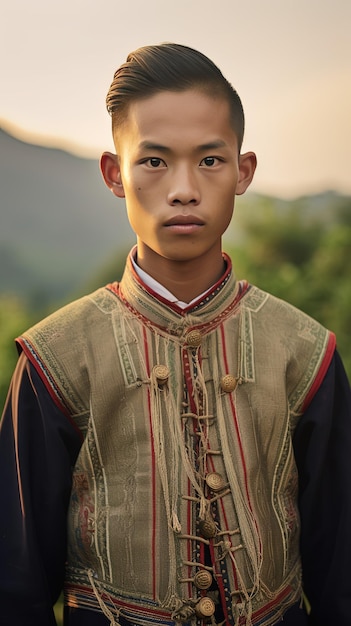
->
106, 43, 245, 150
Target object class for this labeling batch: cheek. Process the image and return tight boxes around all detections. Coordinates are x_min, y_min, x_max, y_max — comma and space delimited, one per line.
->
218, 189, 236, 226
123, 180, 144, 203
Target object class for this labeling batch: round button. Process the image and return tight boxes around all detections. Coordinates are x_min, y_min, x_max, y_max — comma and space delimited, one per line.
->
194, 570, 213, 590
205, 472, 226, 492
220, 374, 238, 393
198, 518, 217, 539
185, 329, 202, 347
152, 365, 170, 385
195, 596, 215, 618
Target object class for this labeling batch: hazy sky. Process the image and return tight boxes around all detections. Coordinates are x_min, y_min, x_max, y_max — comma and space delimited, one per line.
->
2, 0, 350, 198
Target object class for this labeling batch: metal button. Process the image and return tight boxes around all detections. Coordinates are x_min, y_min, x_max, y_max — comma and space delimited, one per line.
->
152, 365, 170, 385
195, 596, 216, 618
194, 569, 213, 590
220, 374, 238, 392
205, 472, 226, 492
185, 328, 202, 347
198, 517, 217, 539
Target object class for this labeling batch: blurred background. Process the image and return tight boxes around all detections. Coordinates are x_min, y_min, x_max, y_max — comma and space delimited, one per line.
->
1, 0, 351, 413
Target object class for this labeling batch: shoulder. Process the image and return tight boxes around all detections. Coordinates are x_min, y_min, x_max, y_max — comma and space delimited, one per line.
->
18, 286, 120, 346
243, 284, 331, 339
16, 287, 122, 416
242, 284, 336, 411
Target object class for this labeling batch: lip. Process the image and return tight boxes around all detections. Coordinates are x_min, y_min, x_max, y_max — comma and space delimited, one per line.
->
164, 215, 204, 235
164, 215, 204, 227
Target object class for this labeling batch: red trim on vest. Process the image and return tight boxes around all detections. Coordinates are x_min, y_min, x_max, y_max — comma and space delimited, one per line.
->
302, 331, 336, 412
142, 325, 158, 600
16, 337, 84, 441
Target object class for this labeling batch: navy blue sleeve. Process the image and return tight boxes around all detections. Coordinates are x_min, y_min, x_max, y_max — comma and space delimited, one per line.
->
0, 353, 82, 626
293, 351, 351, 625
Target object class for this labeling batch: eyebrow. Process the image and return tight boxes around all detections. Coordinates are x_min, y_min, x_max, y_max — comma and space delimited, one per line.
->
197, 140, 228, 151
138, 142, 171, 153
138, 139, 228, 153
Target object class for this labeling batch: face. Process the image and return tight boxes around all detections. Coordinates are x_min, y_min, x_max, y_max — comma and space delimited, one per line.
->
101, 89, 256, 278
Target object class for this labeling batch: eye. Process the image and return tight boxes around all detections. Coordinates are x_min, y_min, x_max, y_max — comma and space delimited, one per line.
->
200, 156, 220, 167
144, 157, 166, 168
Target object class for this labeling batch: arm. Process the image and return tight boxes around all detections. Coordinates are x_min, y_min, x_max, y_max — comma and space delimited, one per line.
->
293, 351, 351, 625
0, 353, 82, 626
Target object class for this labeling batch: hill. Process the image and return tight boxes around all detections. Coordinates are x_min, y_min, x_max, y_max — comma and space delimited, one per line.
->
0, 126, 135, 306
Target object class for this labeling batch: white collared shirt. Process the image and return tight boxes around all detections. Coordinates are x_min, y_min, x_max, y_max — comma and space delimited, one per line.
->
131, 255, 209, 309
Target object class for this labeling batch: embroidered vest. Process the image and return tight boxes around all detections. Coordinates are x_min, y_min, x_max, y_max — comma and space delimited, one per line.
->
19, 256, 335, 626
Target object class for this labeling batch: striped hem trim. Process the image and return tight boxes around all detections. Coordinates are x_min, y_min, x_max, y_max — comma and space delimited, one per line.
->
65, 582, 174, 624
64, 580, 300, 626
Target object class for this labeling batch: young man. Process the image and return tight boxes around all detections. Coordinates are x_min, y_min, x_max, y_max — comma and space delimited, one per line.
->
0, 43, 350, 626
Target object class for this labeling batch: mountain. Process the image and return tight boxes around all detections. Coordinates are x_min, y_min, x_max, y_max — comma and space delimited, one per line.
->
0, 126, 135, 306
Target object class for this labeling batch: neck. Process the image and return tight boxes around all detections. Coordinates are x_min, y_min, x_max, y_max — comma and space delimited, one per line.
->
135, 248, 226, 303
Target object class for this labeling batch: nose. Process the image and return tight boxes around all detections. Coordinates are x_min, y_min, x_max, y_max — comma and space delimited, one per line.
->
167, 164, 201, 206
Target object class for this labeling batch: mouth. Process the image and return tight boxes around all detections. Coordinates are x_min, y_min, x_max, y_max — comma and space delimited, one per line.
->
164, 215, 204, 234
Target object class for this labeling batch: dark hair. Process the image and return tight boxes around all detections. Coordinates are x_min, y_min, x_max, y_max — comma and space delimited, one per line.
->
106, 43, 245, 149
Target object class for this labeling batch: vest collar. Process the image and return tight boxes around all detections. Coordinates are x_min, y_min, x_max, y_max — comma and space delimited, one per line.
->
115, 248, 249, 332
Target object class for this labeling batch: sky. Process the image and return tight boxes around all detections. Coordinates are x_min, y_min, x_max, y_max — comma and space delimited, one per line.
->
1, 0, 351, 198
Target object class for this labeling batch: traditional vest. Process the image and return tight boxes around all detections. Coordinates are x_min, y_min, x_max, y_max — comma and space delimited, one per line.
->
18, 254, 335, 626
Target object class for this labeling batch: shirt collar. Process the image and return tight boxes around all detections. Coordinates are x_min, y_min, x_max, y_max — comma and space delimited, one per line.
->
131, 252, 212, 310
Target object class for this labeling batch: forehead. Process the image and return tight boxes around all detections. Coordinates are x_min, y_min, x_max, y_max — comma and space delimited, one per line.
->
115, 89, 238, 152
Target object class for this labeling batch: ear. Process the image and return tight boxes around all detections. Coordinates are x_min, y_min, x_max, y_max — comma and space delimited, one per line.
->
100, 151, 125, 198
236, 151, 257, 196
